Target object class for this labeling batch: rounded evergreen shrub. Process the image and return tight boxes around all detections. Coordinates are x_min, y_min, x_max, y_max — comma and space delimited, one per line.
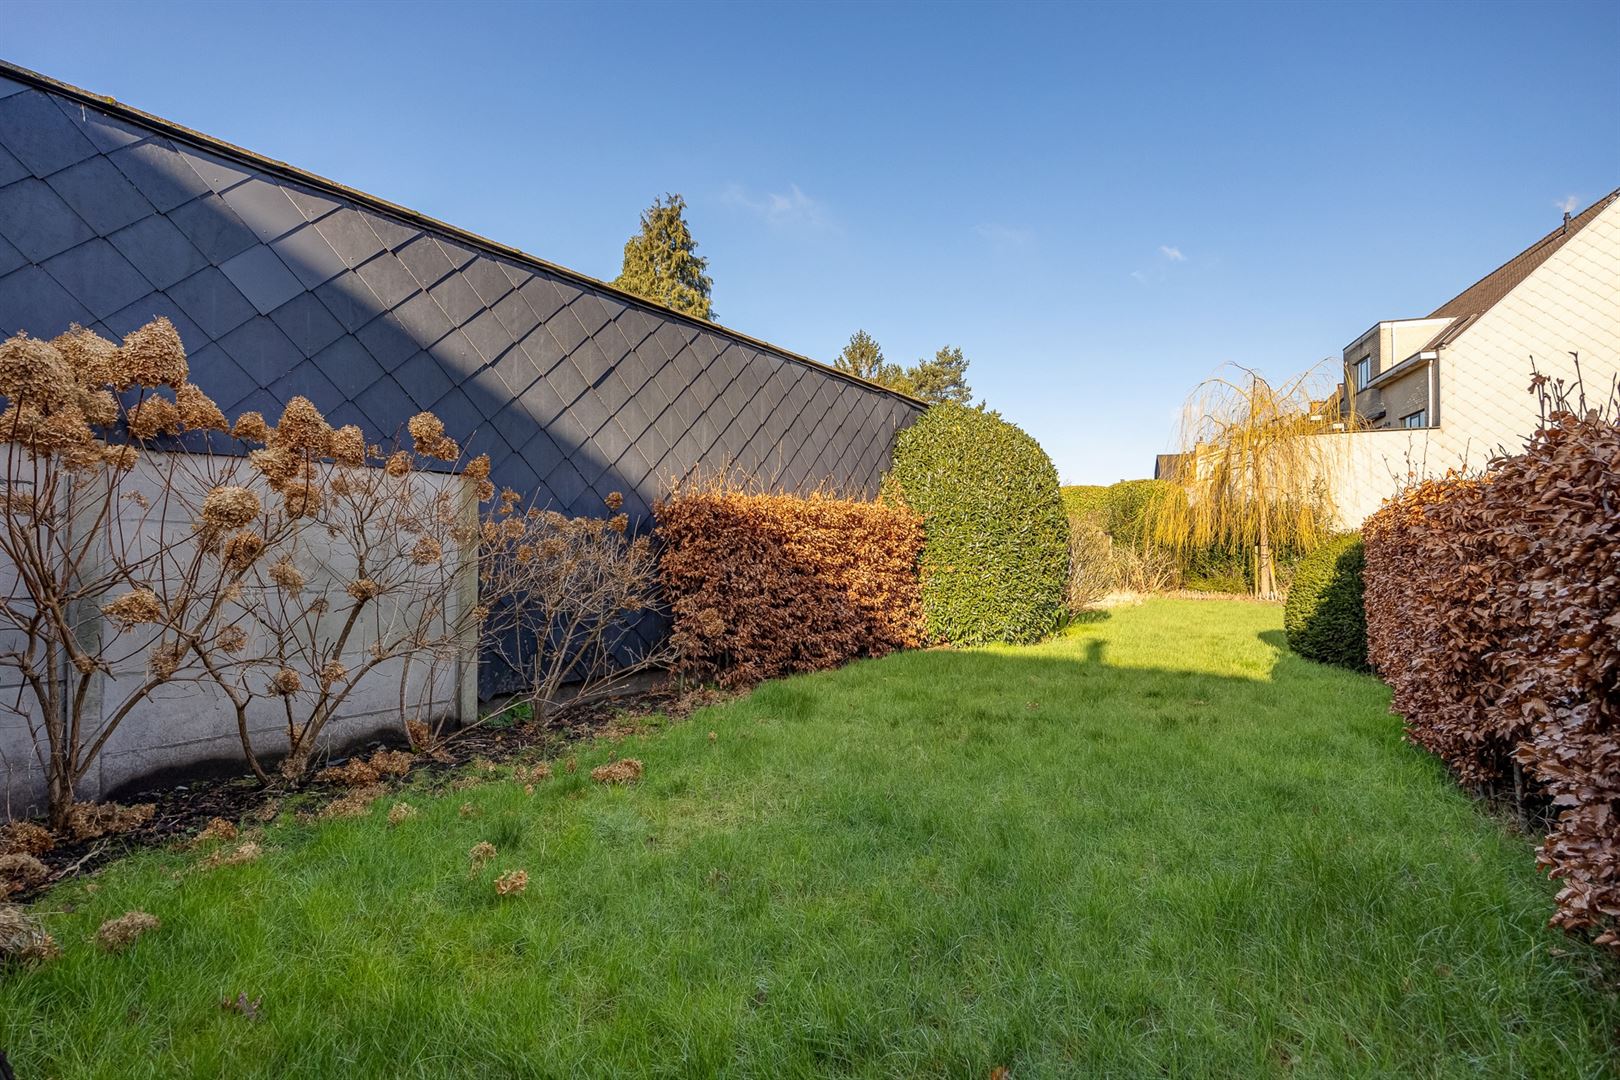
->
1284, 533, 1367, 670
883, 403, 1069, 645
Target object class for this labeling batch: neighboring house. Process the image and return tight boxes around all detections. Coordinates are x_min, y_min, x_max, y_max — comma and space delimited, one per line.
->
1324, 187, 1620, 524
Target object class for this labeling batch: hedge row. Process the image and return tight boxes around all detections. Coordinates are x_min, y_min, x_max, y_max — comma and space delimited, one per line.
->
655, 489, 924, 687
1364, 408, 1620, 951
1283, 533, 1366, 671
884, 403, 1069, 645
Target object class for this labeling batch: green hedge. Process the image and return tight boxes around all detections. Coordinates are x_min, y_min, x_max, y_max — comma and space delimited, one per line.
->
884, 403, 1069, 645
1060, 485, 1109, 525
1284, 533, 1367, 670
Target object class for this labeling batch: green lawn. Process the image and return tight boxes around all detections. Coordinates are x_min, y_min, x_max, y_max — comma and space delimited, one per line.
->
4, 599, 1615, 1077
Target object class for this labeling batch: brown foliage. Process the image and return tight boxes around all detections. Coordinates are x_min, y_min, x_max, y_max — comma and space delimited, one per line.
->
0, 821, 55, 857
1364, 394, 1620, 951
590, 758, 643, 785
655, 487, 924, 687
65, 801, 155, 842
0, 853, 49, 896
95, 911, 160, 952
0, 904, 59, 965
493, 869, 528, 896
314, 749, 414, 788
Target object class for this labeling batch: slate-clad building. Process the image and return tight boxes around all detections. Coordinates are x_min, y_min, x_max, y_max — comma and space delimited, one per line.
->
0, 60, 922, 538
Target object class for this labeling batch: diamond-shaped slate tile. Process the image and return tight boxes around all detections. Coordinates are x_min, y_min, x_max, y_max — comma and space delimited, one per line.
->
268, 291, 345, 357
106, 139, 211, 212
270, 223, 347, 290
107, 214, 207, 290
42, 238, 152, 319
45, 155, 153, 234
0, 265, 93, 337
167, 266, 257, 339
219, 177, 305, 244
0, 90, 97, 176
168, 192, 258, 263
310, 334, 384, 401
216, 315, 303, 386
0, 177, 95, 261
220, 244, 303, 315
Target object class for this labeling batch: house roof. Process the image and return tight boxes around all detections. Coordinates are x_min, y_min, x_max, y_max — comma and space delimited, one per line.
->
1422, 185, 1620, 350
0, 58, 921, 407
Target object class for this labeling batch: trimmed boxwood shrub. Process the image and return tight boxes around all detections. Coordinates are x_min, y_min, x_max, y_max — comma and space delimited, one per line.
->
1283, 533, 1366, 670
883, 403, 1069, 645
1060, 485, 1109, 525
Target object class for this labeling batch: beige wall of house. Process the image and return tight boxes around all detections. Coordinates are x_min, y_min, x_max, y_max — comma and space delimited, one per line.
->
1324, 195, 1620, 526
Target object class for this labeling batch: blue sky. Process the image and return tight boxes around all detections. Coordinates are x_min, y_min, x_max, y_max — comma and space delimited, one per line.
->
7, 0, 1617, 483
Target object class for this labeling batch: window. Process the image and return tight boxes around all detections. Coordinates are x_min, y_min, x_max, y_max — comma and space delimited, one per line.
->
1354, 355, 1372, 389
1401, 409, 1428, 429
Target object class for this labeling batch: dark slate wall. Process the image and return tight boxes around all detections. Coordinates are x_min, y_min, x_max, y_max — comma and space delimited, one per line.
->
0, 69, 922, 534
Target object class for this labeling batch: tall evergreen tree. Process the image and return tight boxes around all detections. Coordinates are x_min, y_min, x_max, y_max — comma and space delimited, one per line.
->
906, 345, 973, 405
833, 330, 907, 387
613, 194, 714, 320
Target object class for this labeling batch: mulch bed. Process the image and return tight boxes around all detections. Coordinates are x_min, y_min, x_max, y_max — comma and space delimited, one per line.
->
7, 682, 728, 904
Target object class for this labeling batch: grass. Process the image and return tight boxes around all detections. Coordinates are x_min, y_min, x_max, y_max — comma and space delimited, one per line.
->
4, 598, 1616, 1077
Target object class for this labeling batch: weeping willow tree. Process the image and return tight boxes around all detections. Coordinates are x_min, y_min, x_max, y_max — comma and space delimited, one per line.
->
1146, 362, 1339, 598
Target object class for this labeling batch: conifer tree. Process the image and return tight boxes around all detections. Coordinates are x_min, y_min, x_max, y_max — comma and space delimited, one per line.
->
613, 194, 714, 320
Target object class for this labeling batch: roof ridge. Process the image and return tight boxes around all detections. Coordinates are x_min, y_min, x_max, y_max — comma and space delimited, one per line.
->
1426, 185, 1620, 322
0, 58, 924, 407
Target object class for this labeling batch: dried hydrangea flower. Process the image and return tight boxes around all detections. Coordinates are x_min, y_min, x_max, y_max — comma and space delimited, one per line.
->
220, 530, 266, 572
386, 802, 417, 826
385, 450, 412, 478
464, 454, 490, 482
0, 333, 74, 410
51, 325, 118, 386
345, 578, 382, 601
269, 668, 303, 696
268, 558, 306, 593
102, 588, 163, 629
117, 317, 188, 389
176, 383, 227, 432
126, 395, 181, 440
200, 485, 261, 533
216, 625, 249, 654
604, 491, 624, 511
329, 424, 366, 467
410, 536, 442, 565
270, 396, 332, 456
148, 642, 185, 679
231, 411, 269, 443
318, 660, 348, 689
407, 412, 445, 451
493, 869, 528, 896
281, 480, 322, 519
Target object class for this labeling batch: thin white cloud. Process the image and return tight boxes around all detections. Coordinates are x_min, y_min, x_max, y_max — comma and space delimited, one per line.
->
975, 223, 1035, 250
723, 183, 835, 231
1555, 194, 1580, 214
1159, 245, 1186, 262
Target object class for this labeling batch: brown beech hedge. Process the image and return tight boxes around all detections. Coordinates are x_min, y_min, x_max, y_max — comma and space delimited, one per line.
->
1364, 403, 1620, 951
655, 488, 924, 687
